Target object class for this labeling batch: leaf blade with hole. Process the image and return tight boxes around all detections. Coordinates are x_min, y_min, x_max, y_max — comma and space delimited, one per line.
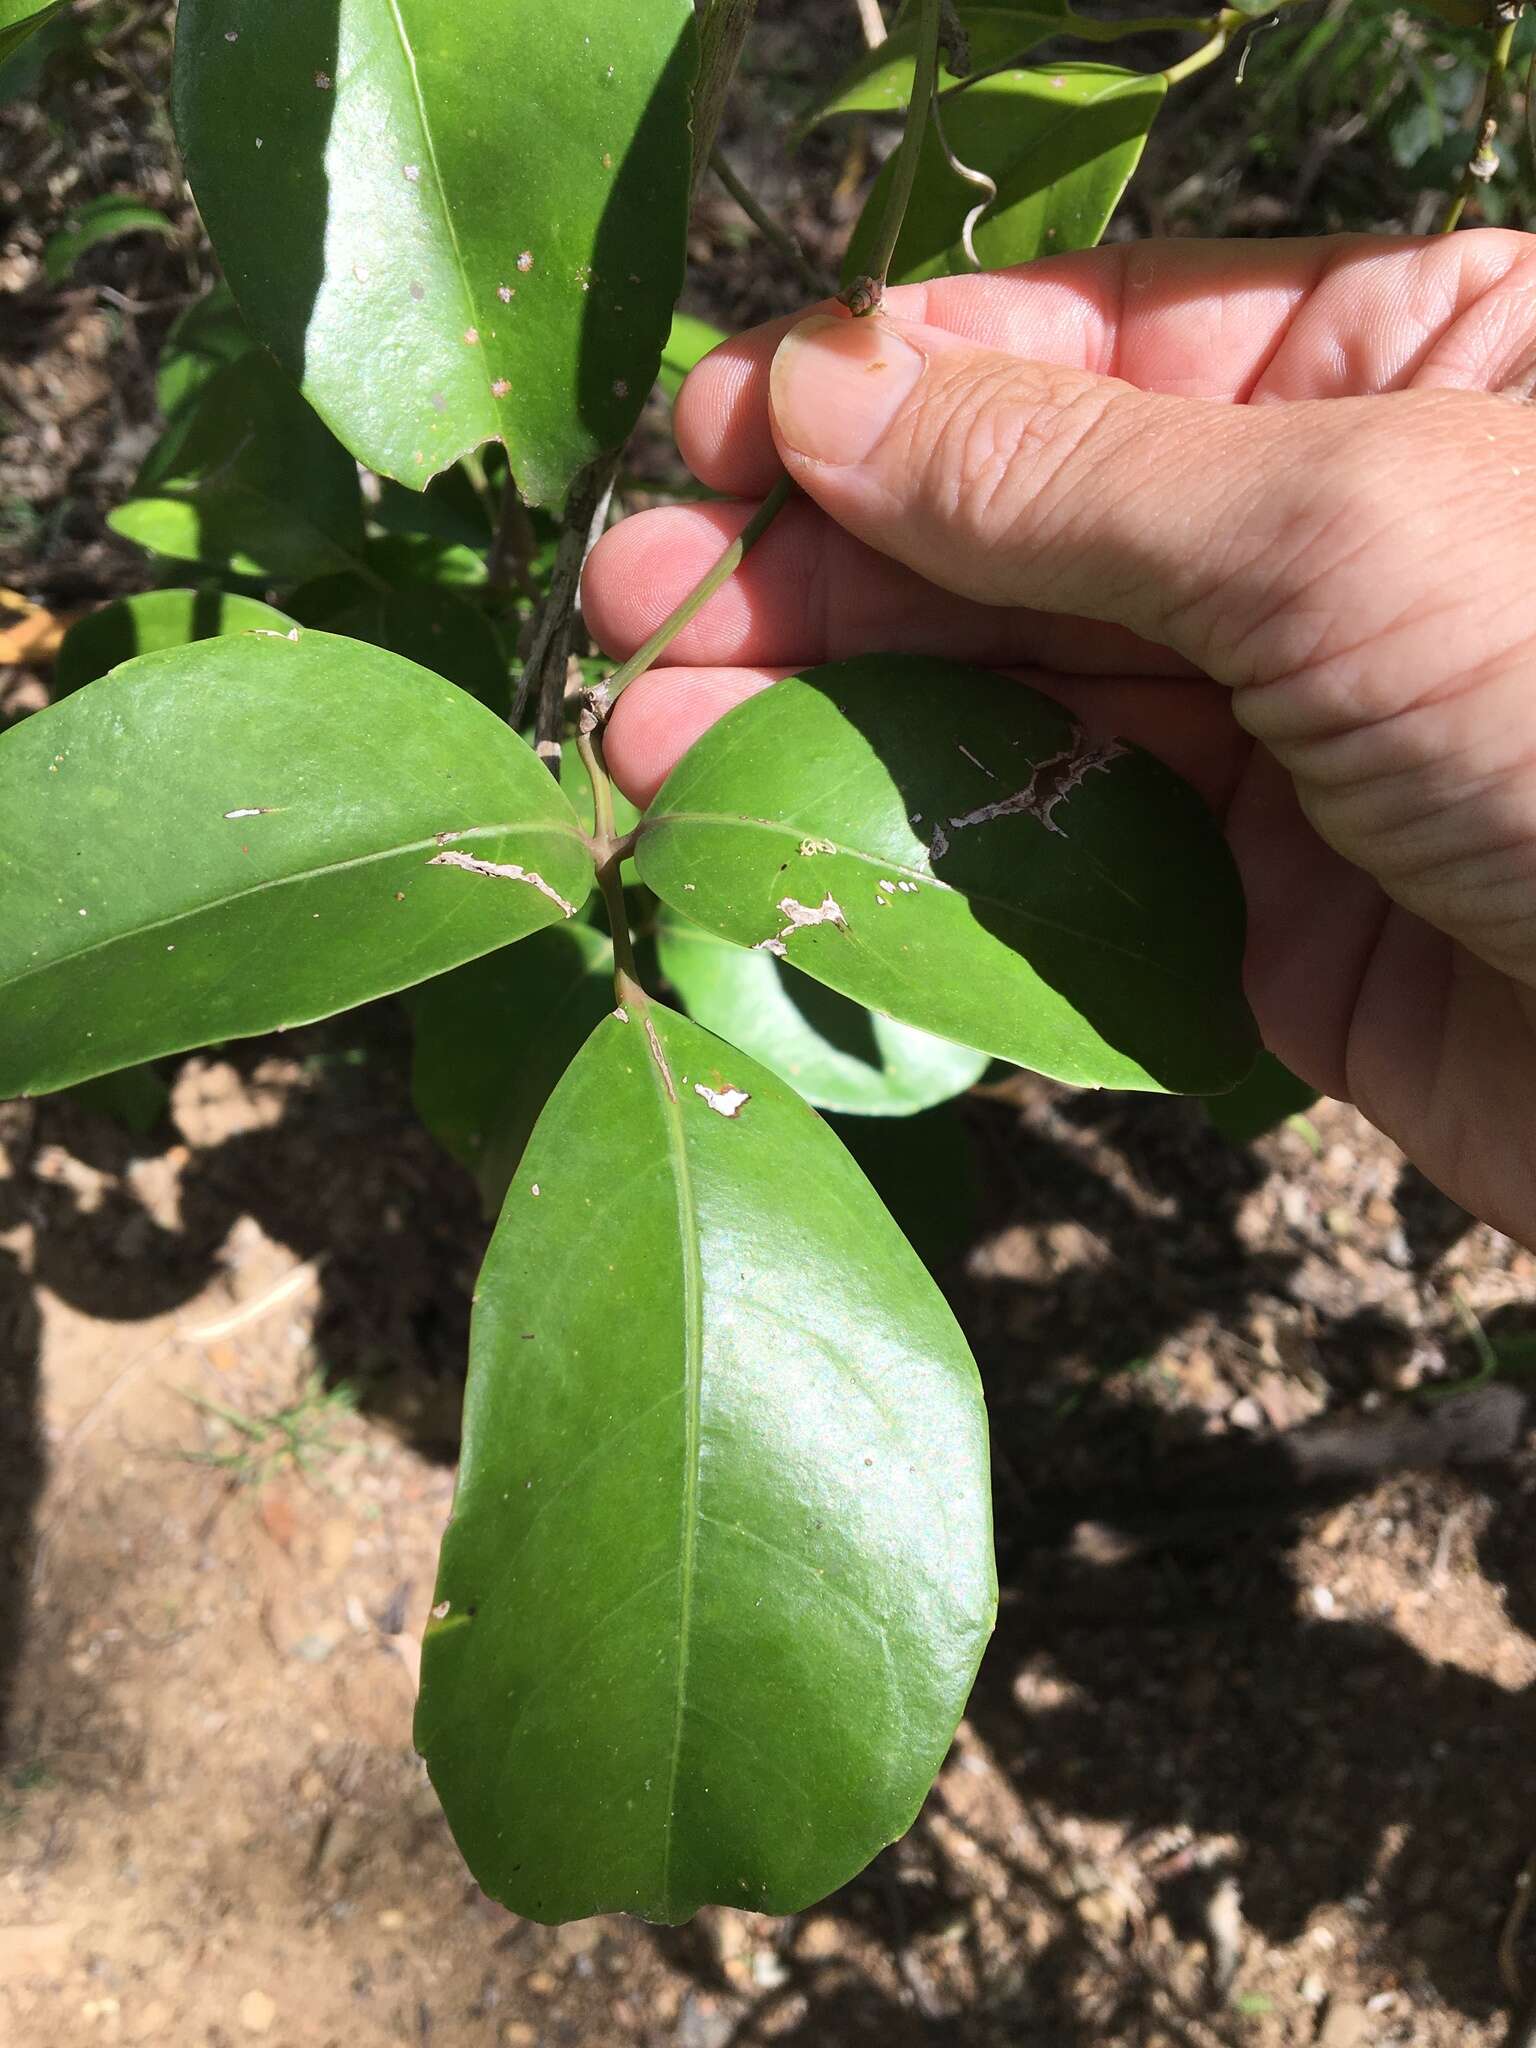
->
635, 657, 1256, 1094
173, 0, 698, 501
658, 910, 987, 1115
0, 630, 593, 1097
415, 1000, 995, 1923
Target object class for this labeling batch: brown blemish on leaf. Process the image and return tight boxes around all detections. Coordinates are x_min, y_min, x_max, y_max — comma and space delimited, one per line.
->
464, 327, 480, 346
426, 849, 577, 917
643, 1014, 677, 1101
943, 736, 1127, 845
491, 379, 511, 399
516, 250, 534, 273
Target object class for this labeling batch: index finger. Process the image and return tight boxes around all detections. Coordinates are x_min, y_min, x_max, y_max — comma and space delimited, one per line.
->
677, 230, 1536, 496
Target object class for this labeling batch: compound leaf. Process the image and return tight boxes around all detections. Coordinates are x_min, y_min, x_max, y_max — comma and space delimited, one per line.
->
173, 0, 698, 503
416, 1000, 995, 1923
0, 631, 592, 1097
54, 588, 294, 699
844, 62, 1165, 282
635, 657, 1256, 1094
658, 910, 987, 1115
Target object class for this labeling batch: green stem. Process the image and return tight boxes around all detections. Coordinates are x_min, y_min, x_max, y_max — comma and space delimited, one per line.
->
605, 474, 794, 701
711, 147, 834, 299
576, 710, 642, 996
1441, 8, 1523, 234
1162, 22, 1230, 86
841, 0, 942, 313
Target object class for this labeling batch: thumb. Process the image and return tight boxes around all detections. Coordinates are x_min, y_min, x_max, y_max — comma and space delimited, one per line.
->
766, 310, 1519, 701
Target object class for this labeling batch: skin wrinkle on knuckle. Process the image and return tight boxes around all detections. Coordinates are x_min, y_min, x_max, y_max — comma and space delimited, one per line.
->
921, 361, 1135, 600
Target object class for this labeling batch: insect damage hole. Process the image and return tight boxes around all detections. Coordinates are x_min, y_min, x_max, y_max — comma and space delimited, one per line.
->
695, 1083, 750, 1118
426, 849, 577, 917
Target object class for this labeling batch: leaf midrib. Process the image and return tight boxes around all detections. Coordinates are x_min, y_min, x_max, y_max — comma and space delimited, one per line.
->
644, 1013, 705, 1919
639, 810, 1182, 981
0, 818, 586, 993
382, 0, 498, 445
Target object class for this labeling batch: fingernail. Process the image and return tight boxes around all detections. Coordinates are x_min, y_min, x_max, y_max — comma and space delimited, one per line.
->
770, 314, 925, 467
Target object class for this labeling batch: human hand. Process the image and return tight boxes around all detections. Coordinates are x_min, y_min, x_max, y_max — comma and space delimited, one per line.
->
583, 233, 1536, 1243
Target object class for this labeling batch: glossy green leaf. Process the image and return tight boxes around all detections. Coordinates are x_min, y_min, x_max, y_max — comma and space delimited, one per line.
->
844, 63, 1165, 282
110, 352, 366, 582
416, 1000, 995, 1923
1205, 1051, 1320, 1147
406, 923, 615, 1212
801, 3, 1070, 125
0, 0, 65, 65
659, 311, 726, 401
659, 911, 987, 1115
0, 631, 593, 1097
155, 283, 255, 424
44, 196, 175, 285
54, 589, 294, 700
173, 0, 698, 503
636, 657, 1256, 1094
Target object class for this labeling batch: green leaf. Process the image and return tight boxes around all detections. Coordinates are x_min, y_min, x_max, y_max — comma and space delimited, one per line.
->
66, 1063, 170, 1137
373, 470, 493, 550
802, 3, 1071, 125
827, 1102, 978, 1272
0, 0, 65, 66
155, 283, 255, 425
406, 923, 615, 1213
1205, 1051, 1319, 1147
173, 0, 699, 503
659, 311, 726, 401
0, 630, 593, 1097
54, 588, 294, 700
415, 999, 994, 1923
659, 911, 987, 1115
312, 586, 511, 715
635, 657, 1256, 1095
110, 352, 366, 582
43, 195, 175, 286
844, 62, 1165, 282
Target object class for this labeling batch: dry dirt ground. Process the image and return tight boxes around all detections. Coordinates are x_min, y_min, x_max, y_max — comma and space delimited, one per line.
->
2, 1032, 1535, 2048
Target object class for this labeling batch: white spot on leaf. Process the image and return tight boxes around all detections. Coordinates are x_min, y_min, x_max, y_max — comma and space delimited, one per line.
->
695, 1083, 749, 1118
426, 849, 577, 916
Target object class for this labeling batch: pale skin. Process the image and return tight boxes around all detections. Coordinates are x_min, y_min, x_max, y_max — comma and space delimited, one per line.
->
582, 232, 1536, 1246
